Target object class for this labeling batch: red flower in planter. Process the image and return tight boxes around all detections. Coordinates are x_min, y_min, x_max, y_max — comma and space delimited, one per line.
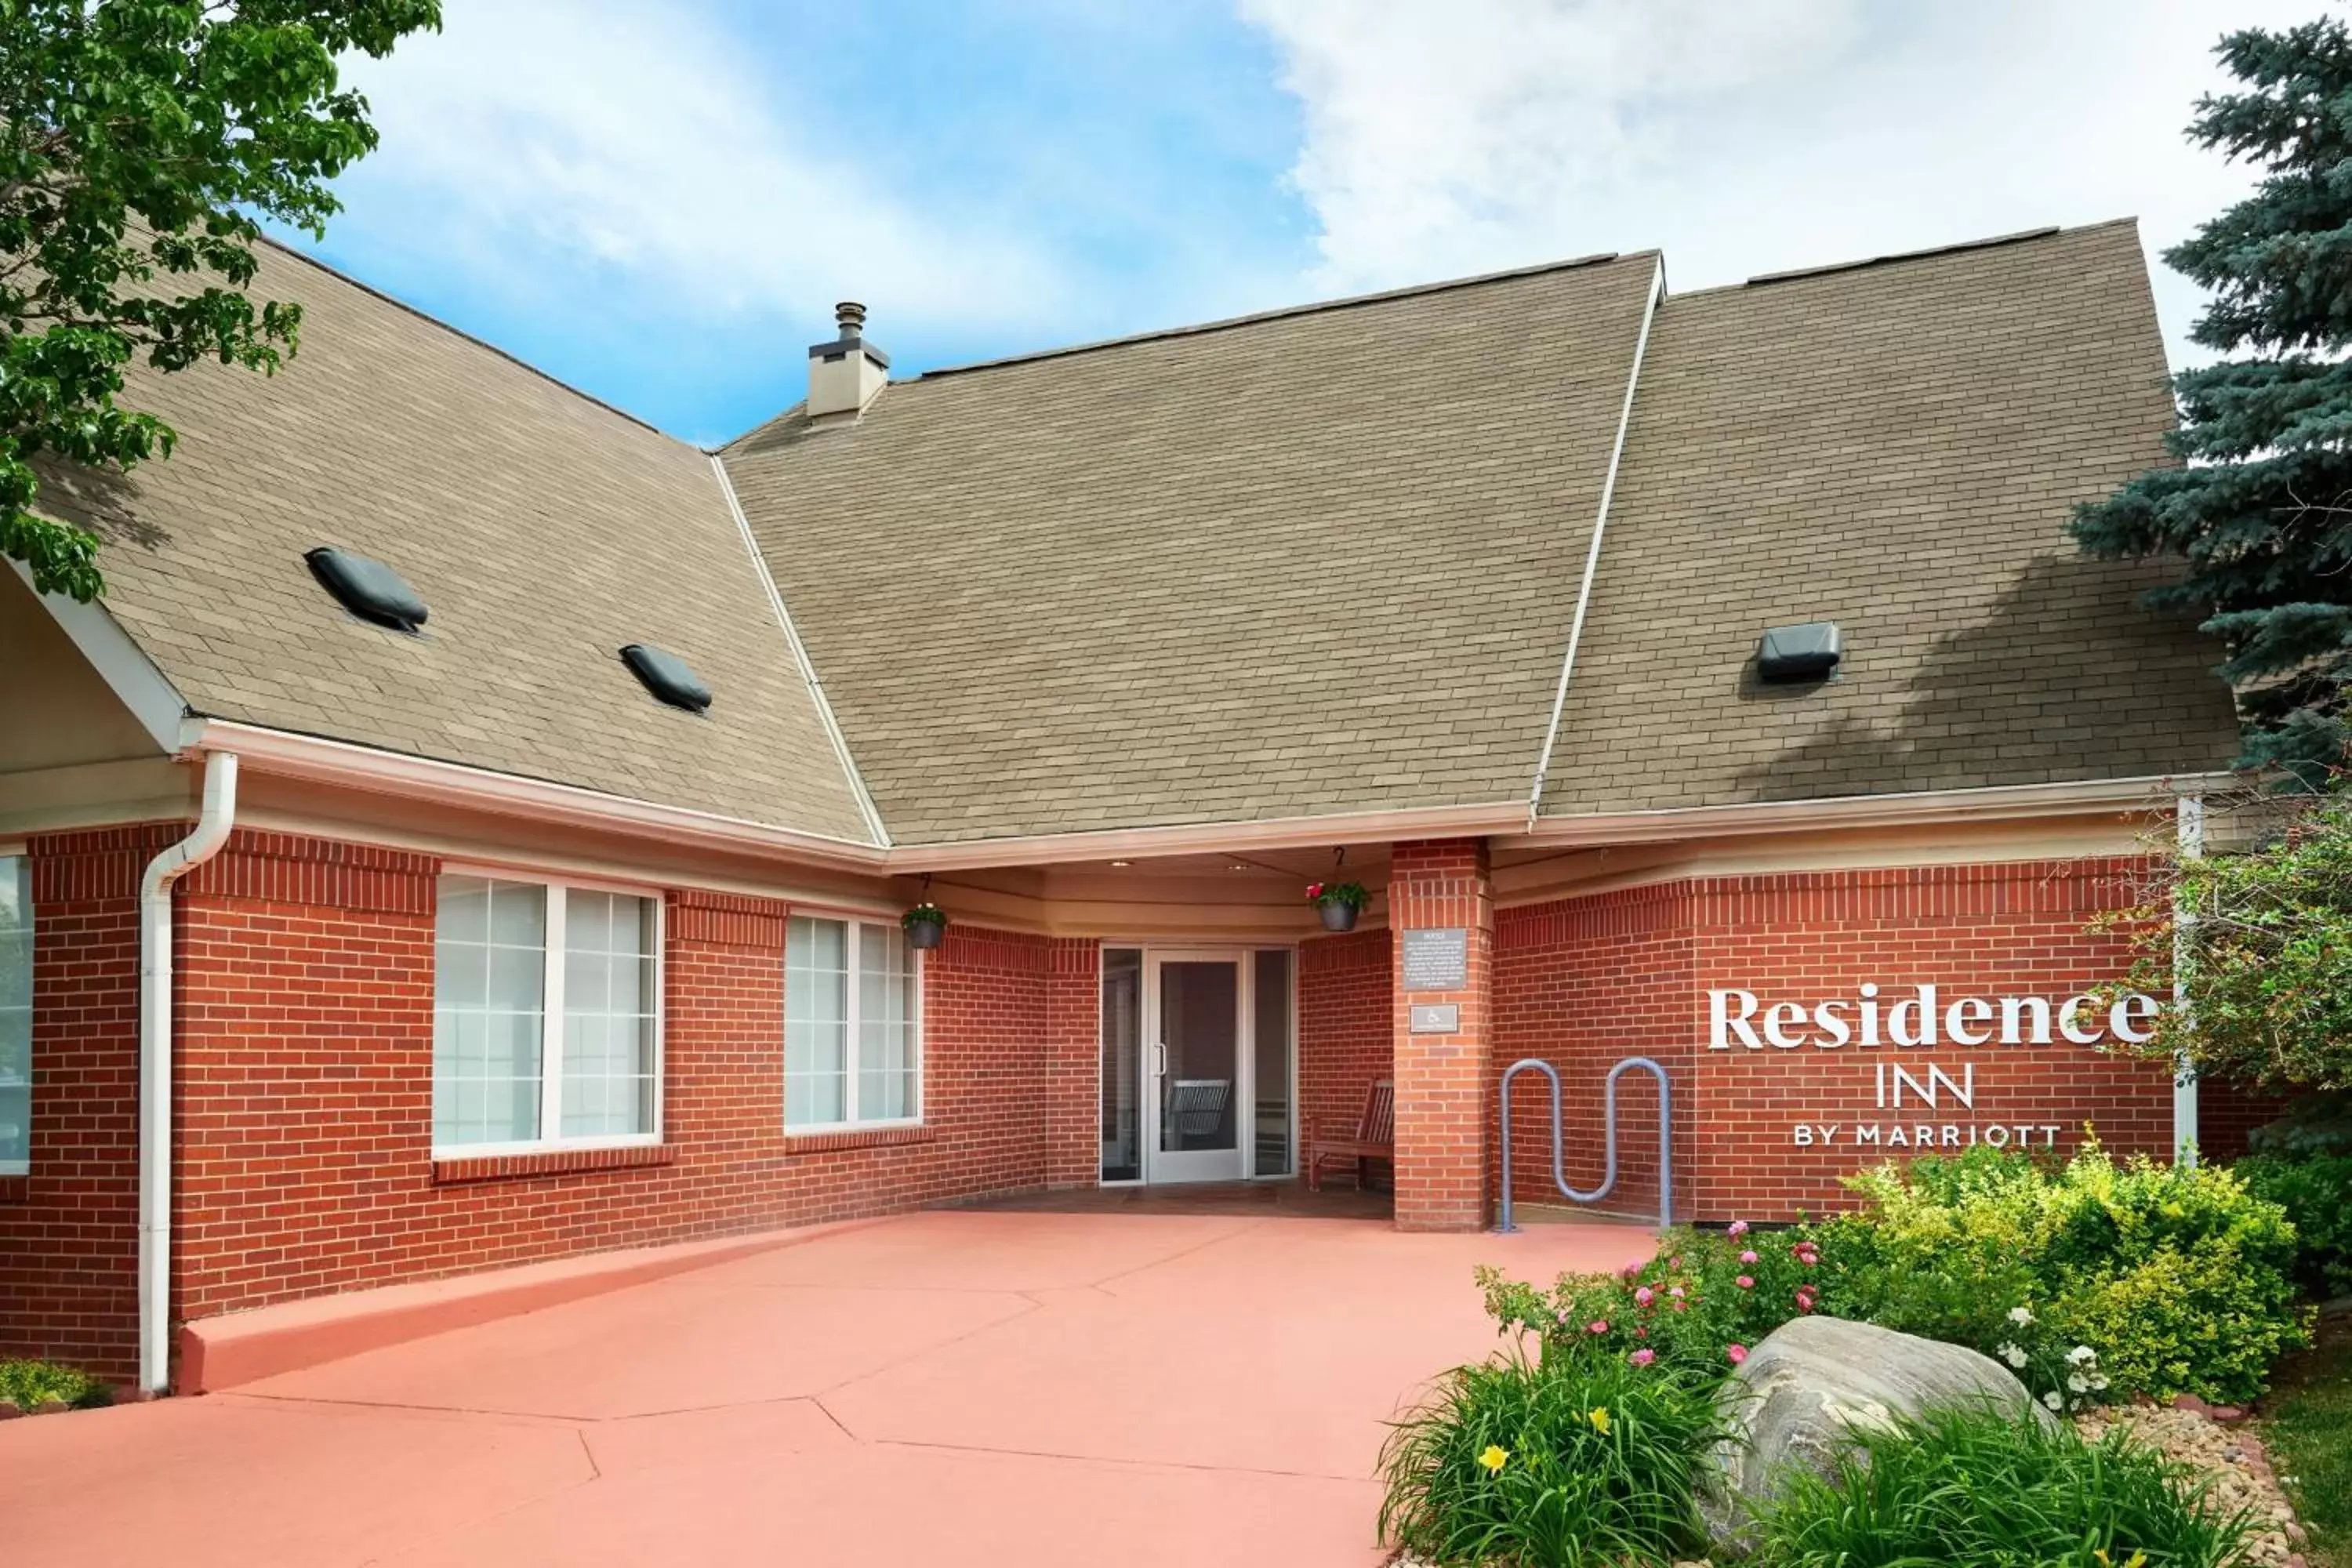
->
1305, 882, 1324, 900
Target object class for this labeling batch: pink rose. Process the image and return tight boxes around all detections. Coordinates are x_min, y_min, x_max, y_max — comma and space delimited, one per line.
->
1672, 1299, 1688, 1312
1740, 1250, 1759, 1265
1586, 1319, 1609, 1336
1736, 1276, 1754, 1290
1669, 1255, 1683, 1269
1728, 1219, 1750, 1236
1634, 1327, 1648, 1339
1630, 1348, 1656, 1367
1668, 1286, 1685, 1298
1726, 1344, 1748, 1365
1633, 1287, 1654, 1306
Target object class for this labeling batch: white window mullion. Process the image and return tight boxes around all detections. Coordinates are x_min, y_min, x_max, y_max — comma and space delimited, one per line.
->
844, 921, 863, 1126
541, 884, 568, 1145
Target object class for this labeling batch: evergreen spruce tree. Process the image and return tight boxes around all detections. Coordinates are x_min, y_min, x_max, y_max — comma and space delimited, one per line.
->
2074, 17, 2352, 788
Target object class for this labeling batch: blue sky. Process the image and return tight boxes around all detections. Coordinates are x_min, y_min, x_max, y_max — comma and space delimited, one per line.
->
295, 0, 2314, 445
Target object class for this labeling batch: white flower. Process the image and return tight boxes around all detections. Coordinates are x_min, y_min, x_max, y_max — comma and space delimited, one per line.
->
2090, 1374, 2110, 1392
2068, 1374, 2090, 1393
2067, 1345, 2097, 1365
2009, 1306, 2034, 1326
1997, 1343, 2028, 1369
2042, 1392, 2063, 1411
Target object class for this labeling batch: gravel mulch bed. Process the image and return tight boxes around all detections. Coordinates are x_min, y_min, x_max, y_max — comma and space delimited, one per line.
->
2074, 1403, 2308, 1568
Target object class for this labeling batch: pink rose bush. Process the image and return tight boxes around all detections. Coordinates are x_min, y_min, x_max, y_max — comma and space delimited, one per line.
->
1477, 1218, 1834, 1381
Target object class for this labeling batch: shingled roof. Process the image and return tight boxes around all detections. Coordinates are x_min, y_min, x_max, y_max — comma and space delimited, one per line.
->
35, 241, 876, 844
1537, 220, 2238, 818
721, 252, 1661, 844
26, 220, 2237, 853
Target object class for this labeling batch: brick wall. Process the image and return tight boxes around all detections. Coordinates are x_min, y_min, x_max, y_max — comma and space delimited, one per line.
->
1298, 927, 1392, 1160
1042, 938, 1102, 1189
0, 826, 179, 1382
1389, 839, 1495, 1232
1494, 858, 2179, 1223
1494, 882, 1696, 1224
10, 825, 1094, 1379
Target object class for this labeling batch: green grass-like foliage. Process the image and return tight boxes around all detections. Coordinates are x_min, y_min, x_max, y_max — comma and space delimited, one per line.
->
1377, 1345, 1725, 1567
1748, 1405, 2256, 1568
0, 1359, 108, 1410
2257, 1320, 2352, 1567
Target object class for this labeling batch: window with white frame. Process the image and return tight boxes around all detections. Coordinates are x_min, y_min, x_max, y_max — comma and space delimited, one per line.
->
785, 914, 920, 1130
0, 855, 29, 1175
433, 873, 662, 1152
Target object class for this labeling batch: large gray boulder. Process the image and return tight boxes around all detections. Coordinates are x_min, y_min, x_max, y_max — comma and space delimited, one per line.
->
1698, 1315, 2055, 1553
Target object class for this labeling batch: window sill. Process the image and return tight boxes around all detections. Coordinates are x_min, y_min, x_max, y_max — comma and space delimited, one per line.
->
782, 1123, 934, 1155
432, 1144, 677, 1185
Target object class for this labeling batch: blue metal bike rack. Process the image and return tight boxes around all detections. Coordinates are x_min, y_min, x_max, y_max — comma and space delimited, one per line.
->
1495, 1056, 1672, 1233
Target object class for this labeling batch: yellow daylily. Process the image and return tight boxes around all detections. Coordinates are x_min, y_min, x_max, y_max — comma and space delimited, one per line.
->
1477, 1444, 1508, 1472
1588, 1406, 1611, 1435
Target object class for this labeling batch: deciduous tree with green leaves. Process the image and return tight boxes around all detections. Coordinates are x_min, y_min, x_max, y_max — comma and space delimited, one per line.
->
2102, 778, 2352, 1094
0, 0, 440, 604
2073, 17, 2352, 789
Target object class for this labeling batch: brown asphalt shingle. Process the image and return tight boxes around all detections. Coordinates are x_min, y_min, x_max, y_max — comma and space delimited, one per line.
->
36, 221, 2238, 851
722, 254, 1662, 845
1537, 220, 2239, 818
43, 241, 874, 843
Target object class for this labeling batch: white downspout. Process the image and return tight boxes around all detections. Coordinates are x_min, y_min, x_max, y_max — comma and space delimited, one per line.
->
2172, 793, 2204, 1168
138, 751, 238, 1393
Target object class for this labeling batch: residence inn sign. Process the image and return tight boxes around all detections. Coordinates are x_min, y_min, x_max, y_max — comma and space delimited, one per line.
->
1709, 983, 2165, 1153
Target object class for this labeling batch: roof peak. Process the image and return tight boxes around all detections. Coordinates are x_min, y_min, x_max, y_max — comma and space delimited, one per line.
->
913, 249, 1652, 383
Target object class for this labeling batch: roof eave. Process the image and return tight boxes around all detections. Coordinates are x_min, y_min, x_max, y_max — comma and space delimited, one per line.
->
1511, 774, 2231, 851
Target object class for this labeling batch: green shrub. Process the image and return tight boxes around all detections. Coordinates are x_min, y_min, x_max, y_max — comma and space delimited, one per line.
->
1746, 1403, 2256, 1568
2234, 1151, 2352, 1298
0, 1359, 108, 1410
1479, 1222, 1821, 1384
1814, 1142, 2306, 1406
1377, 1345, 1725, 1568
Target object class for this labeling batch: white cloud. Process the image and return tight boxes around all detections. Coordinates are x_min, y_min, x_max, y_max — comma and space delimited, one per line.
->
1241, 0, 2317, 365
336, 0, 1063, 335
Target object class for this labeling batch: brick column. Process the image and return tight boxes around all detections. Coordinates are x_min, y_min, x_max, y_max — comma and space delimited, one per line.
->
1388, 838, 1495, 1232
1043, 938, 1102, 1189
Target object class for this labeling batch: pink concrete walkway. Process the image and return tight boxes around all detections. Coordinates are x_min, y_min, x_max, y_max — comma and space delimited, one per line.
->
0, 1210, 1651, 1566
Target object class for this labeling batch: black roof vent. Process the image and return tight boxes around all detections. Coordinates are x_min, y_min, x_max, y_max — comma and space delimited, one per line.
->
306, 546, 427, 632
621, 643, 711, 713
1756, 621, 1842, 683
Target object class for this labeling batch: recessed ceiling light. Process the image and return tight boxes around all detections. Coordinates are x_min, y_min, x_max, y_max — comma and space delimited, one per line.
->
1109, 859, 1132, 868
1227, 862, 1250, 871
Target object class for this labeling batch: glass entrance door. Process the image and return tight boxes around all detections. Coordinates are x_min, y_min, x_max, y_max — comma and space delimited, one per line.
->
1146, 954, 1244, 1183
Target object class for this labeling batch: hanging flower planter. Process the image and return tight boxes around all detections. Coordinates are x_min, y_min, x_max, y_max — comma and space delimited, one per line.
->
902, 902, 949, 950
1307, 880, 1369, 932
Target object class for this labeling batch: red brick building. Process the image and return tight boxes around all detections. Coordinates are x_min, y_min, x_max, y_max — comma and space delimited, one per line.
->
0, 220, 2252, 1392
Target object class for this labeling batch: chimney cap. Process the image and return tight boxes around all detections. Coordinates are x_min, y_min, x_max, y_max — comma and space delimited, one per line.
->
808, 301, 889, 368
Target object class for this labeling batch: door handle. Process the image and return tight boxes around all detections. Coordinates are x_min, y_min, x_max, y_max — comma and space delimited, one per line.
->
1153, 1042, 1168, 1079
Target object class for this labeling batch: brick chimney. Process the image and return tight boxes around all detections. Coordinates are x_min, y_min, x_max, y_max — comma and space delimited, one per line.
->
807, 301, 889, 419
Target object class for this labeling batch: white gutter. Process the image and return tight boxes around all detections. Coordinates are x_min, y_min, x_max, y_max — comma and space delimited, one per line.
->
1508, 772, 2230, 850
187, 720, 2223, 873
707, 455, 892, 848
138, 750, 238, 1393
2173, 793, 2205, 1167
1526, 256, 1664, 830
196, 720, 884, 871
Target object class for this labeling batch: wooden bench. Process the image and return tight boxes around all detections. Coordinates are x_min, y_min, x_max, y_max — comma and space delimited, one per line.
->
1304, 1079, 1394, 1192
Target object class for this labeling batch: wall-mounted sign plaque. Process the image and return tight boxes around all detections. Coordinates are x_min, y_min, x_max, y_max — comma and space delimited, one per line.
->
1401, 927, 1468, 991
1409, 1004, 1460, 1034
